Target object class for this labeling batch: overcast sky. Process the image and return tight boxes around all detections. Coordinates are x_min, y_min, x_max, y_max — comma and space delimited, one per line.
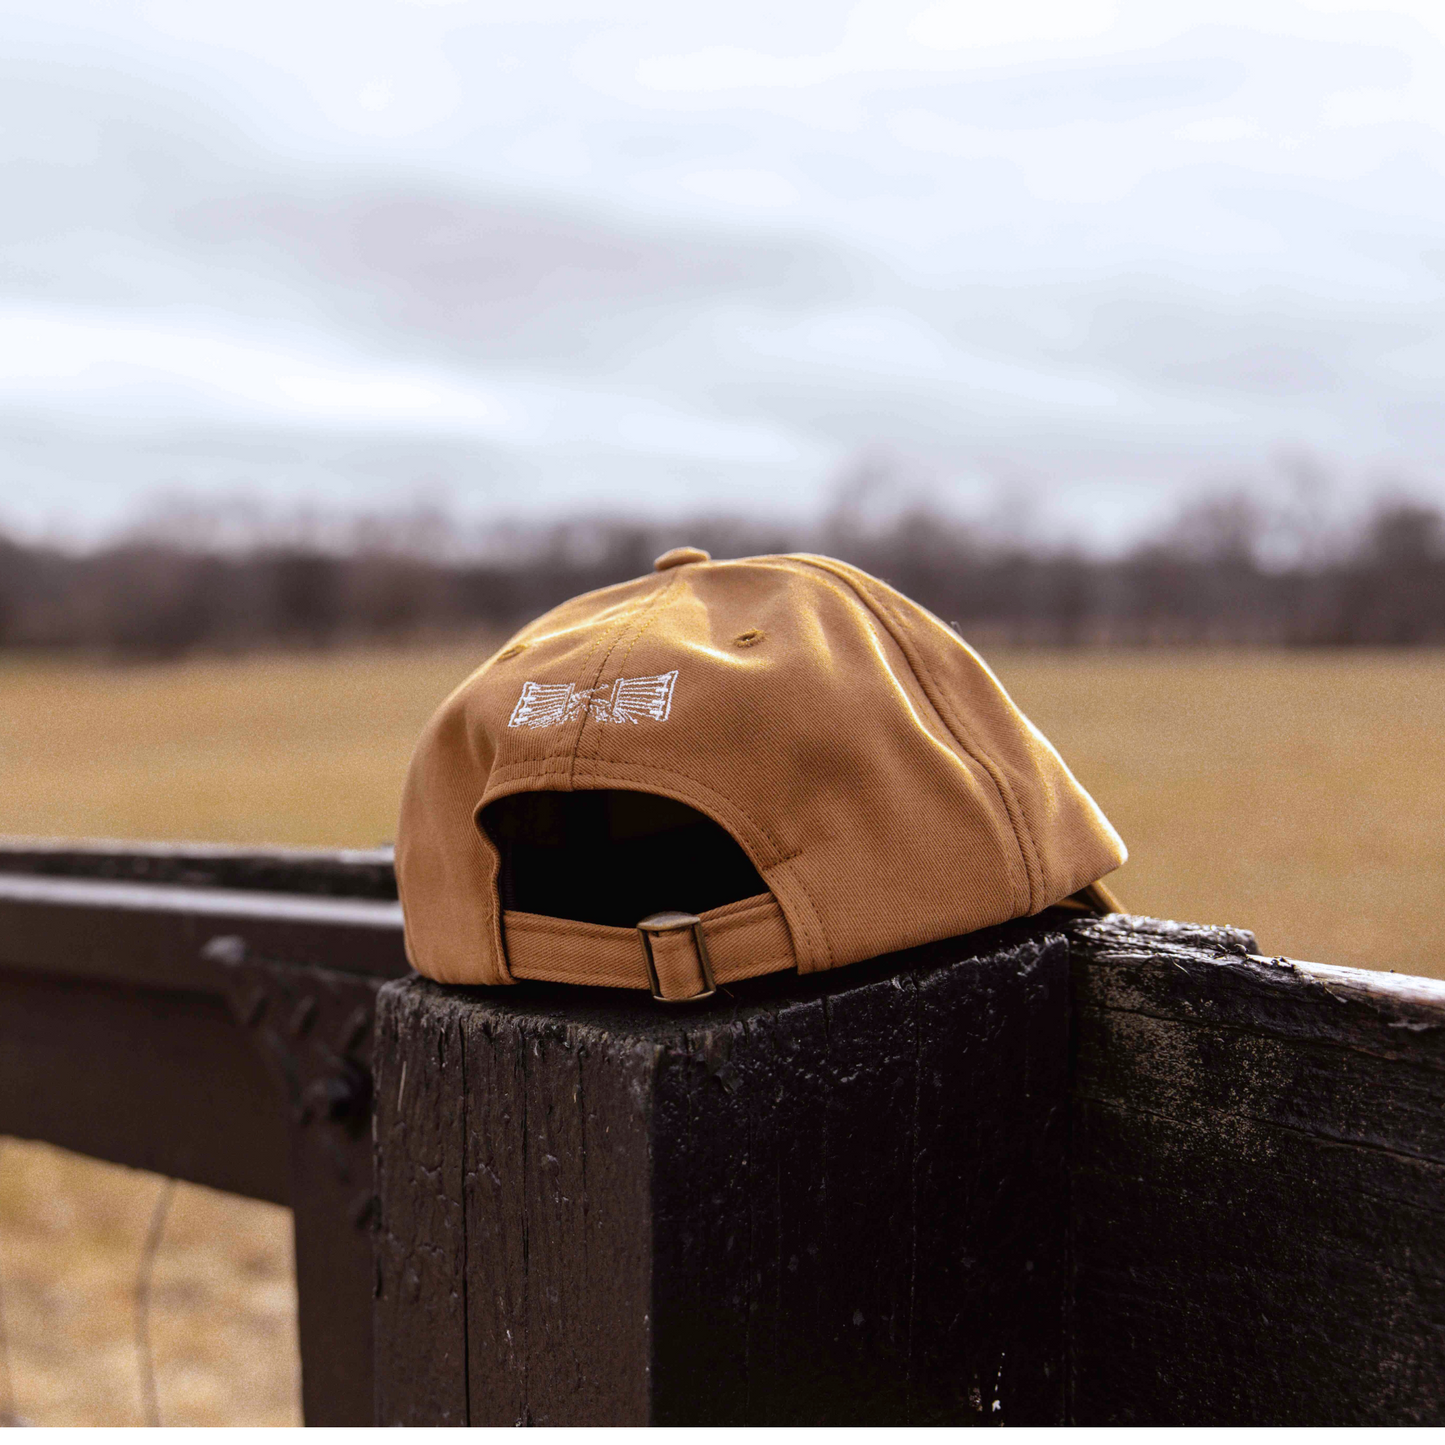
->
4, 0, 1445, 547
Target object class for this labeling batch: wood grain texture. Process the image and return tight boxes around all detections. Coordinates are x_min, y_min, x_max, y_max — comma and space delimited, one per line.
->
462, 1004, 654, 1425
648, 924, 1071, 1426
209, 946, 384, 1426
372, 982, 471, 1425
12, 832, 1441, 1426
1068, 915, 1445, 1426
372, 922, 1071, 1426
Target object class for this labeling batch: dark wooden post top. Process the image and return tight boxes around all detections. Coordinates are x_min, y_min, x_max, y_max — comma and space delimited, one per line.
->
372, 911, 1445, 1427
372, 920, 1073, 1426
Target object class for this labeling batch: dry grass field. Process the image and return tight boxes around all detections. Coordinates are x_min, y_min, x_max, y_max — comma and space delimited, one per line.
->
1, 640, 1442, 1424
0, 1144, 297, 1427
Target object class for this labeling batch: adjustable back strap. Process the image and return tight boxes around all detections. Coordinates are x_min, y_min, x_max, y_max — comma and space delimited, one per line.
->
503, 891, 796, 998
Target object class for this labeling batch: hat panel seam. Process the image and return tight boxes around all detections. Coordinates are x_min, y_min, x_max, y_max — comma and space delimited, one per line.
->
397, 712, 514, 987
529, 590, 655, 776
787, 554, 1036, 899
877, 595, 1044, 912
611, 569, 683, 677
788, 555, 1039, 916
548, 607, 626, 773
487, 757, 575, 779
572, 570, 682, 788
471, 792, 512, 985
758, 852, 833, 971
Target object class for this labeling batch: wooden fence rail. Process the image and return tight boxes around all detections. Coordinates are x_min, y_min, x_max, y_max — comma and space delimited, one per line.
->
1, 840, 1441, 1425
0, 840, 404, 1425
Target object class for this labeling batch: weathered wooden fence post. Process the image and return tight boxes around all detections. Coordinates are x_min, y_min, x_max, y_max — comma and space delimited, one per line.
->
8, 839, 1439, 1425
372, 911, 1445, 1427
1066, 915, 1445, 1426
372, 921, 1073, 1426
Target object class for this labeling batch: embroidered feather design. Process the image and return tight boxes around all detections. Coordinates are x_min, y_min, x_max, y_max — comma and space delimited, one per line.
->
507, 671, 678, 728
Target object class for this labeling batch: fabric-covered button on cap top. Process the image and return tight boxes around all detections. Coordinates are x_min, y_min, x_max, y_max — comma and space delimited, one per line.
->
654, 546, 710, 571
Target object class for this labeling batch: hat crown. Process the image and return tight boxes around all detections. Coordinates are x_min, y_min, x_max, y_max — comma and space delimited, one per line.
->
396, 553, 1125, 988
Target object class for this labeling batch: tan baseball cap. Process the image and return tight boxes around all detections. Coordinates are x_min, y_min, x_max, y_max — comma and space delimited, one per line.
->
396, 547, 1126, 1000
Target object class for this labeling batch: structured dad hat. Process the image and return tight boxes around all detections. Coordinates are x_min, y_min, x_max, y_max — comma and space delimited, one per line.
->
396, 547, 1126, 1001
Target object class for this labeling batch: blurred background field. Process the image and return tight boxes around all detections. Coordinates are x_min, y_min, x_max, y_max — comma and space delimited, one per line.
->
0, 1141, 298, 1427
3, 639, 1441, 972
2, 639, 1443, 1424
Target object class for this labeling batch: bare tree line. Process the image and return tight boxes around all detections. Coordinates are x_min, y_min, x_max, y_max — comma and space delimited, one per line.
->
2, 485, 1443, 657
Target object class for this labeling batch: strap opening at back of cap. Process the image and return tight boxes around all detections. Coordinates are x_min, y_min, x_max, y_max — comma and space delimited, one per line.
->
478, 788, 769, 930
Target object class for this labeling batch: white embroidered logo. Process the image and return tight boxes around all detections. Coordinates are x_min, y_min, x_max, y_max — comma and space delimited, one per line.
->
507, 671, 678, 729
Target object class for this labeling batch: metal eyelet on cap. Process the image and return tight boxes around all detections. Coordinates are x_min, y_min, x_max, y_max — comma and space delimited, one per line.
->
654, 546, 710, 571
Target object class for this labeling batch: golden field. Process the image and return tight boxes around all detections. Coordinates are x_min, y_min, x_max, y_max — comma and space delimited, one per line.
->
1, 641, 1443, 1424
0, 1144, 297, 1427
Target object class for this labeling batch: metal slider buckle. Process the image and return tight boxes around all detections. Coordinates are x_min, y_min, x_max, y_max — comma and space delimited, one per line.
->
637, 911, 717, 1003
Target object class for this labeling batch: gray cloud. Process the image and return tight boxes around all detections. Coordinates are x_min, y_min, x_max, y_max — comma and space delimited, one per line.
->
3, 8, 1445, 546
174, 184, 867, 368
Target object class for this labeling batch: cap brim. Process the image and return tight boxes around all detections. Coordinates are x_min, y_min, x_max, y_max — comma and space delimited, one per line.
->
1075, 878, 1123, 914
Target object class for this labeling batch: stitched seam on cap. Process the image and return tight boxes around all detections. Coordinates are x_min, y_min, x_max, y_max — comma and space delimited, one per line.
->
760, 852, 832, 970
612, 570, 682, 677
608, 557, 824, 967
875, 586, 1041, 912
533, 584, 661, 773
503, 894, 778, 940
796, 554, 1038, 905
790, 555, 1038, 915
883, 596, 1045, 909
576, 570, 680, 785
878, 592, 1043, 909
535, 604, 632, 771
568, 572, 678, 788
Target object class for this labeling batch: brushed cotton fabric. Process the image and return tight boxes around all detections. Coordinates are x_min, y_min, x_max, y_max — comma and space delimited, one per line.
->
396, 551, 1126, 989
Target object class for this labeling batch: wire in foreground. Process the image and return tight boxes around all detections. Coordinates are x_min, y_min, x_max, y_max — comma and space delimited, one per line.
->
135, 1177, 176, 1429
0, 1140, 17, 1428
